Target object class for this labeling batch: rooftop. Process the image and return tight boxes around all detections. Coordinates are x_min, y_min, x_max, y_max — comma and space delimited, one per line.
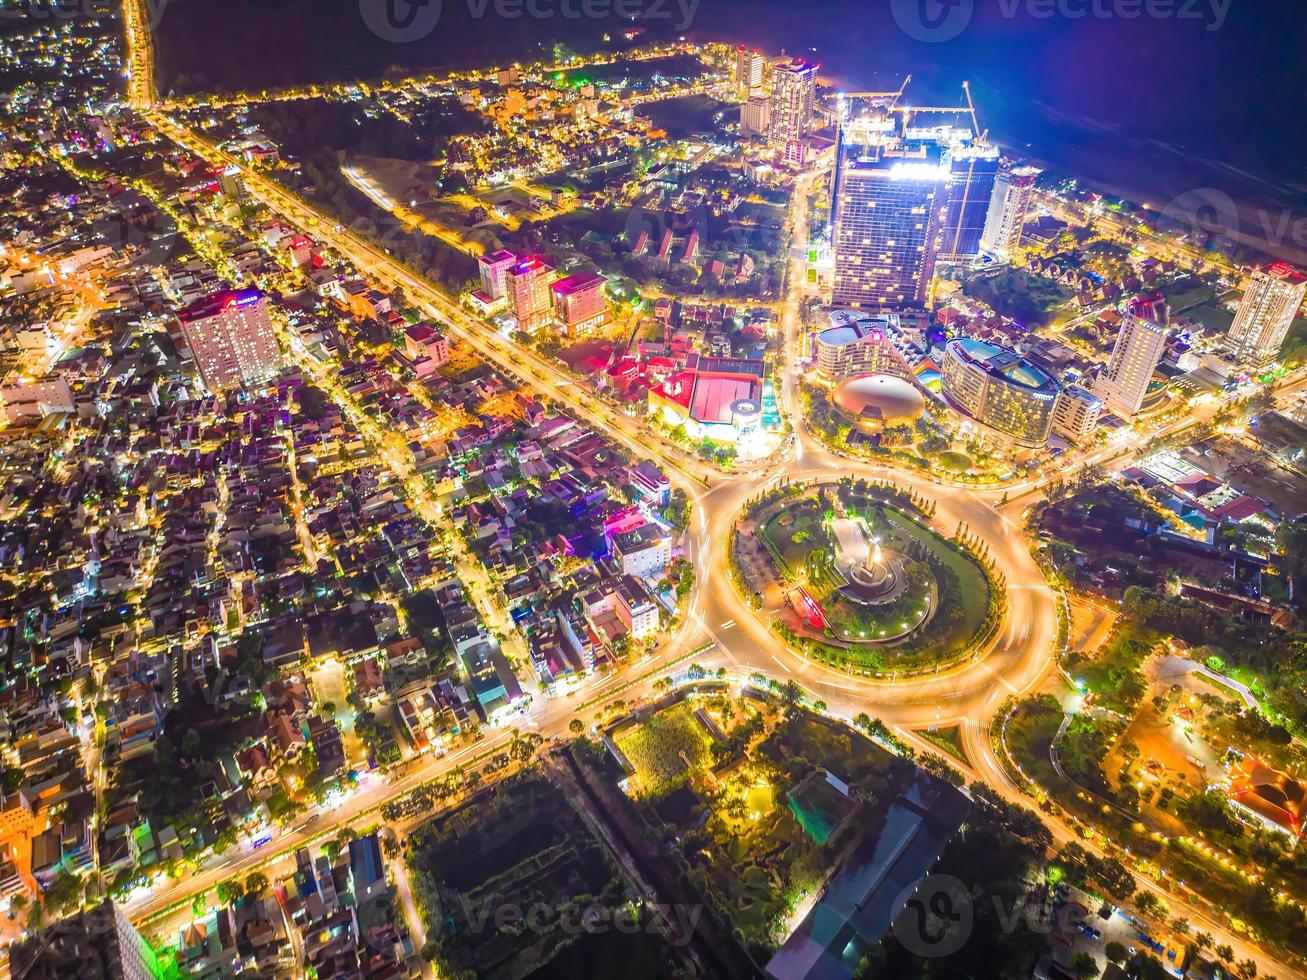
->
550, 268, 604, 296
948, 338, 1058, 393
178, 287, 264, 322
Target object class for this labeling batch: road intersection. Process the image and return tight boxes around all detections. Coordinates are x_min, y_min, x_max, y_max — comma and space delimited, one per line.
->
115, 9, 1305, 975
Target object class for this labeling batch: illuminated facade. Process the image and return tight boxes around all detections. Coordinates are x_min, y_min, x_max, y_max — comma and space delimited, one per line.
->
942, 338, 1060, 446
740, 95, 770, 136
505, 255, 556, 333
768, 58, 817, 159
550, 269, 608, 335
980, 165, 1040, 259
814, 309, 914, 379
733, 45, 764, 96
1051, 384, 1102, 443
1227, 263, 1307, 368
477, 248, 516, 301
831, 139, 945, 310
178, 288, 282, 392
1095, 294, 1169, 419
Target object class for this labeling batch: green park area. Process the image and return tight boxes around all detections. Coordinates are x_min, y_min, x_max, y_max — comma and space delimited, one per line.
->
962, 267, 1074, 327
916, 724, 969, 766
611, 692, 908, 959
752, 481, 997, 673
616, 700, 715, 797
936, 450, 974, 473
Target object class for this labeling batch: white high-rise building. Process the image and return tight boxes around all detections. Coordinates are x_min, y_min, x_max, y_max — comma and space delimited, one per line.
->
733, 45, 764, 96
740, 95, 771, 137
980, 165, 1040, 259
1051, 385, 1103, 443
768, 58, 817, 159
1226, 263, 1306, 368
1094, 294, 1169, 419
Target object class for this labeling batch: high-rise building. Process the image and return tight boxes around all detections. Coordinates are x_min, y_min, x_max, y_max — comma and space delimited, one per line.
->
11, 901, 164, 980
830, 127, 946, 310
980, 165, 1040, 260
1051, 385, 1103, 443
768, 58, 817, 160
1094, 294, 1169, 419
477, 248, 516, 300
178, 287, 282, 392
550, 268, 607, 335
733, 45, 764, 96
740, 95, 771, 137
505, 255, 556, 333
1226, 263, 1307, 367
942, 338, 1060, 447
217, 165, 246, 201
937, 143, 1000, 263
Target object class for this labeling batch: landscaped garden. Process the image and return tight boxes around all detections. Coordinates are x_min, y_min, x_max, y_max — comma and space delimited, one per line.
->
608, 691, 911, 959
742, 479, 1001, 675
615, 700, 715, 797
916, 724, 969, 766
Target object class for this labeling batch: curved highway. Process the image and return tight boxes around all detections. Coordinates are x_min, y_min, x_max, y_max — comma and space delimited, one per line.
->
111, 7, 1305, 975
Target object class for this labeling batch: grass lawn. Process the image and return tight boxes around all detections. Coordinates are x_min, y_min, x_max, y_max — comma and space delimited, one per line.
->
1006, 695, 1064, 787
885, 508, 990, 641
617, 702, 714, 797
760, 499, 831, 571
918, 725, 969, 766
1180, 300, 1234, 334
1161, 276, 1216, 312
936, 450, 973, 472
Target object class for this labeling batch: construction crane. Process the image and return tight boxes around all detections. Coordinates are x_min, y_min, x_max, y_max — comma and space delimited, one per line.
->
961, 80, 987, 140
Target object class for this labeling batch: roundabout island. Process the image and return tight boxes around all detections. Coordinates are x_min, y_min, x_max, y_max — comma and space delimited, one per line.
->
733, 477, 1005, 676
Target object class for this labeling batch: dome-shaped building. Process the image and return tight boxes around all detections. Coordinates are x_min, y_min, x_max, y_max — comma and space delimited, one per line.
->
832, 374, 926, 430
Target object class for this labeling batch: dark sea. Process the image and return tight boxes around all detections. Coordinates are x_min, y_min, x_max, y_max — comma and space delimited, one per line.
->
153, 0, 1307, 259
700, 0, 1307, 262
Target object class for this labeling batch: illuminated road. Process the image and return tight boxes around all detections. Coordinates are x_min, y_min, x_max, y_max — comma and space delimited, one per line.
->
112, 7, 1305, 977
